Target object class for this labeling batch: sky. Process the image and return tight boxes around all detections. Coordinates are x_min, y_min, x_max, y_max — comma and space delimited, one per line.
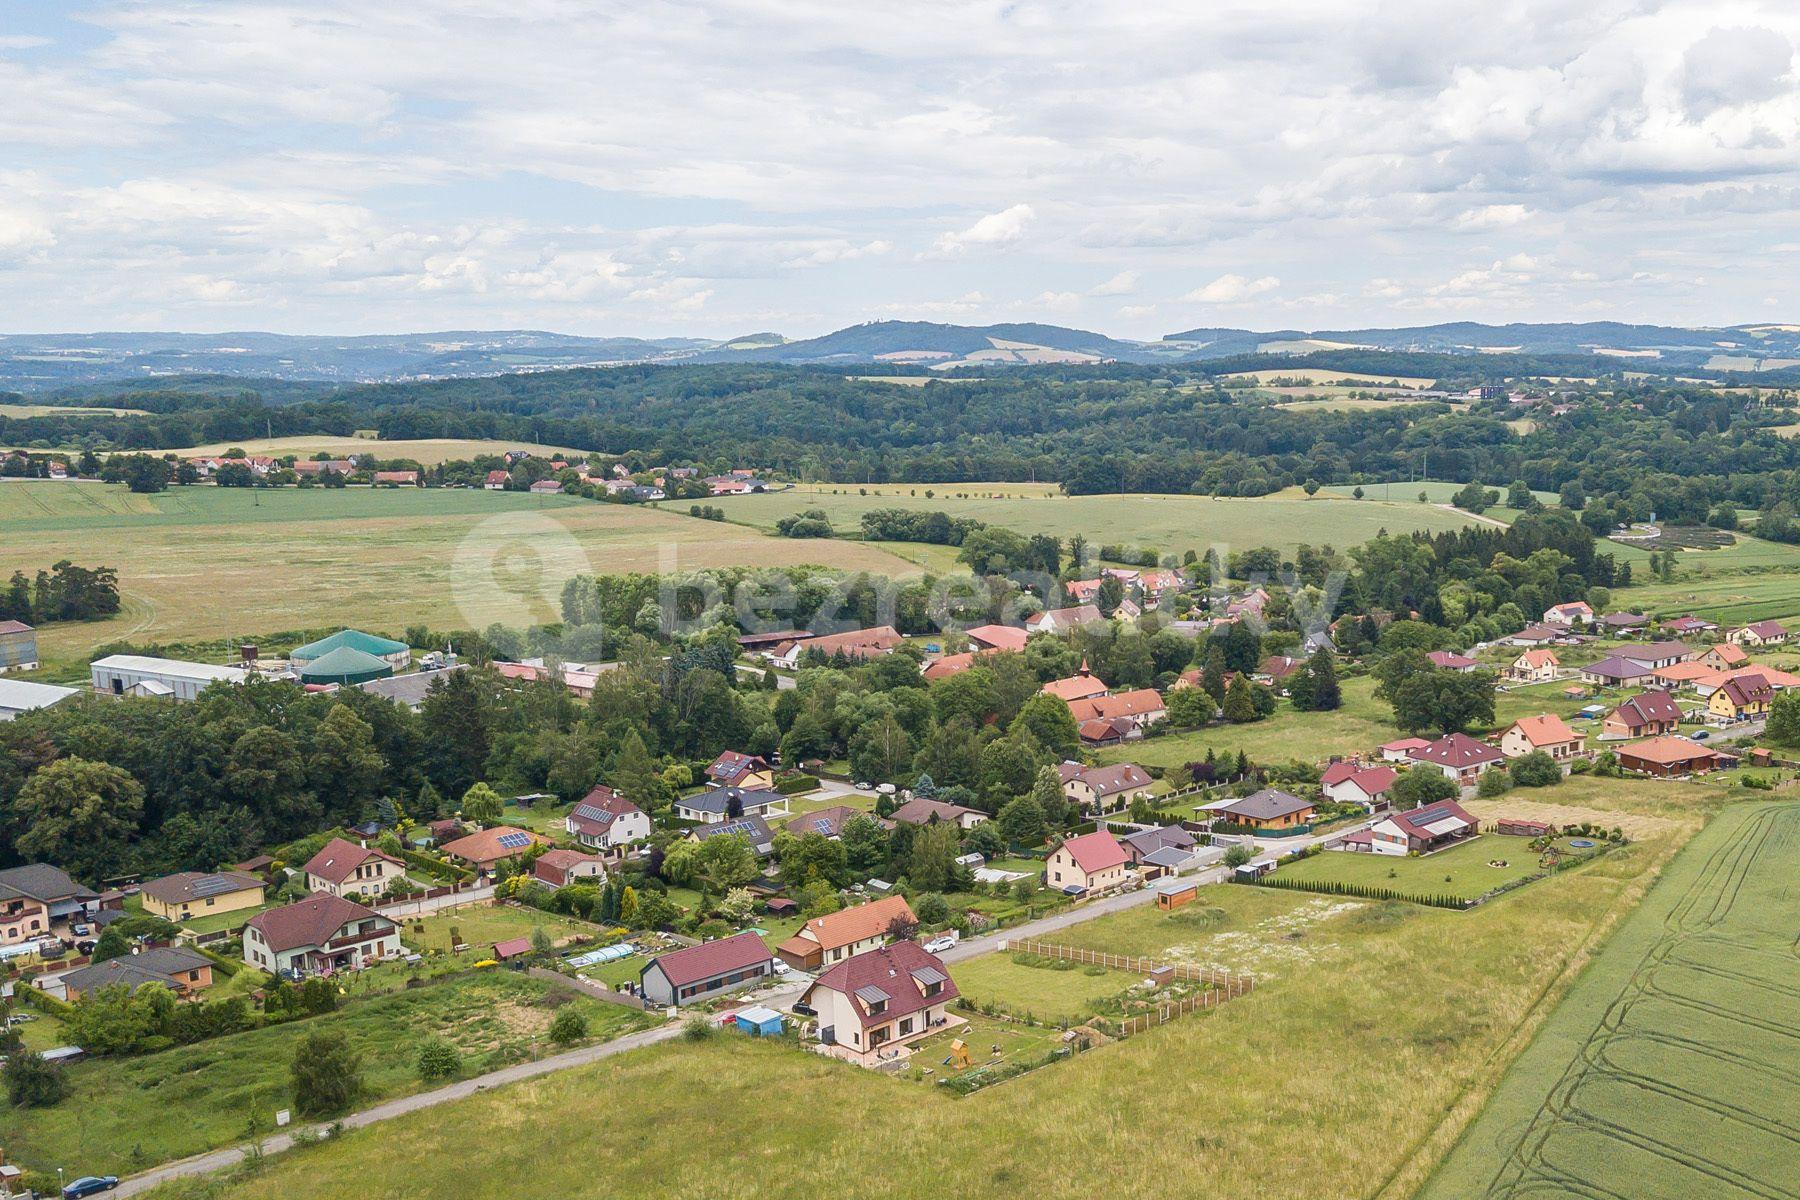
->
3, 0, 1800, 339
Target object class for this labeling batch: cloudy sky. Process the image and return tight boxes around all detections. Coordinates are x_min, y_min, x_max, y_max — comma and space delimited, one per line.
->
3, 0, 1799, 338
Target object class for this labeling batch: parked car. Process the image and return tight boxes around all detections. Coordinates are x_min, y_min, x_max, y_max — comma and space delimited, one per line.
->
63, 1176, 120, 1198
875, 783, 897, 796
70, 922, 91, 937
922, 932, 959, 954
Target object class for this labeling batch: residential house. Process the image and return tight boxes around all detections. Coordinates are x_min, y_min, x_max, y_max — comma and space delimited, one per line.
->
964, 624, 1028, 653
243, 893, 400, 977
1706, 672, 1773, 723
781, 806, 878, 841
0, 676, 77, 721
139, 870, 266, 923
1500, 714, 1586, 761
1616, 737, 1722, 778
1602, 691, 1683, 740
1041, 662, 1109, 703
1319, 762, 1397, 810
291, 458, 356, 478
674, 785, 790, 825
1601, 612, 1650, 634
484, 470, 510, 489
888, 797, 987, 830
0, 864, 100, 938
1696, 644, 1749, 672
1258, 655, 1305, 683
528, 479, 564, 495
1543, 600, 1594, 626
1065, 688, 1166, 730
921, 651, 979, 682
0, 620, 39, 672
1024, 604, 1104, 634
1210, 788, 1316, 831
1408, 733, 1505, 786
0, 886, 48, 946
1077, 716, 1136, 747
1365, 800, 1478, 856
1649, 660, 1716, 690
1379, 737, 1431, 763
565, 786, 652, 851
774, 894, 915, 971
1117, 825, 1201, 875
1057, 761, 1155, 815
799, 941, 959, 1066
302, 837, 404, 900
1615, 641, 1698, 670
770, 625, 902, 669
440, 826, 548, 875
1661, 616, 1717, 637
1691, 663, 1800, 698
1580, 655, 1659, 687
686, 816, 776, 858
639, 931, 774, 1007
371, 470, 419, 486
1426, 650, 1479, 673
58, 946, 214, 1000
532, 849, 606, 889
1506, 624, 1563, 647
1062, 578, 1103, 604
1044, 830, 1130, 893
1507, 649, 1560, 682
1727, 620, 1788, 647
705, 751, 775, 790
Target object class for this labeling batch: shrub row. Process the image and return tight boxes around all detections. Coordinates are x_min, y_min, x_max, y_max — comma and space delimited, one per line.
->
1245, 874, 1471, 910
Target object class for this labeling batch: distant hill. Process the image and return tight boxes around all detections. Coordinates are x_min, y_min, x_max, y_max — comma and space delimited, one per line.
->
1161, 320, 1800, 364
704, 320, 1169, 367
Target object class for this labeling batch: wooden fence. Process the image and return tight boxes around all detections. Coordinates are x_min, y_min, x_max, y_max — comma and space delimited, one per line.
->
1004, 938, 1255, 1039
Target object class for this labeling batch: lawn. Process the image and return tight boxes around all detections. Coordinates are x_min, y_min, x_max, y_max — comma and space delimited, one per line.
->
396, 903, 610, 954
1097, 674, 1397, 770
136, 780, 1710, 1200
1267, 835, 1552, 903
0, 482, 921, 663
0, 970, 656, 1178
1419, 800, 1800, 1200
948, 951, 1135, 1025
708, 486, 1484, 560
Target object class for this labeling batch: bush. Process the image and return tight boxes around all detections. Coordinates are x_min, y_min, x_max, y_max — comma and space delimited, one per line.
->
1508, 751, 1562, 788
548, 1007, 588, 1044
682, 1016, 717, 1041
416, 1037, 461, 1081
291, 1031, 363, 1116
3, 1049, 67, 1108
1221, 844, 1256, 868
1476, 768, 1512, 797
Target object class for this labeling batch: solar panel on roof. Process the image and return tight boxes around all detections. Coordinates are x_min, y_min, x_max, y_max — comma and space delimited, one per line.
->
811, 818, 832, 832
496, 832, 531, 849
188, 874, 243, 898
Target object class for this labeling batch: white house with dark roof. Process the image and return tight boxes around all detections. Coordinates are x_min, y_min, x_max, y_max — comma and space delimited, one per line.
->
674, 785, 789, 825
1057, 761, 1155, 814
302, 837, 404, 900
1407, 734, 1505, 787
799, 941, 960, 1067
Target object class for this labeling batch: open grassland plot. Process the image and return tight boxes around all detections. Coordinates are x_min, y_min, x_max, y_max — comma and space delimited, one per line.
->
1614, 565, 1800, 627
1322, 479, 1561, 507
1268, 834, 1556, 902
949, 951, 1136, 1026
142, 778, 1700, 1200
1221, 368, 1439, 388
0, 483, 919, 661
0, 972, 654, 1178
1273, 394, 1447, 412
715, 488, 1482, 561
134, 435, 599, 464
1097, 674, 1397, 770
397, 903, 611, 954
1419, 800, 1800, 1200
0, 402, 150, 416
1606, 528, 1800, 571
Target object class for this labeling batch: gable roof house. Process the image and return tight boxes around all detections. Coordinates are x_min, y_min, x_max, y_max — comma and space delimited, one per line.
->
1543, 601, 1594, 626
1057, 761, 1155, 814
1408, 733, 1505, 785
1500, 714, 1586, 761
1066, 688, 1166, 729
1602, 690, 1684, 740
532, 848, 606, 889
0, 864, 101, 926
921, 651, 980, 682
685, 815, 778, 858
564, 785, 652, 851
139, 870, 266, 923
888, 797, 987, 830
1507, 649, 1560, 682
1706, 672, 1773, 723
964, 624, 1029, 653
1366, 800, 1478, 856
1045, 830, 1131, 894
1319, 762, 1397, 810
1426, 651, 1478, 673
1727, 619, 1788, 647
57, 946, 216, 1001
1695, 644, 1749, 672
1117, 824, 1202, 875
1041, 663, 1110, 703
440, 826, 548, 874
303, 838, 404, 900
772, 625, 903, 669
774, 894, 916, 972
705, 751, 775, 790
243, 893, 400, 977
1615, 641, 1698, 669
1024, 604, 1104, 634
799, 941, 960, 1066
639, 930, 775, 1007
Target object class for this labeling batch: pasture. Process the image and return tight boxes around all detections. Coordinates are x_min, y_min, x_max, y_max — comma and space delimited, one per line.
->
713, 487, 1482, 560
1419, 800, 1799, 1200
1220, 367, 1438, 388
133, 435, 599, 464
0, 482, 919, 662
138, 778, 1703, 1200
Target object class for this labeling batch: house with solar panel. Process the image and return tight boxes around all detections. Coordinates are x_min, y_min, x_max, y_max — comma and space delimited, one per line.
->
440, 826, 548, 876
139, 870, 266, 924
1359, 800, 1478, 856
798, 941, 961, 1067
564, 785, 652, 852
674, 785, 790, 825
686, 816, 777, 858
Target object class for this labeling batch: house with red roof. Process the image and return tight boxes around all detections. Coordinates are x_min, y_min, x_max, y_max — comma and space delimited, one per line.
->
705, 751, 774, 790
1426, 650, 1479, 673
1542, 600, 1593, 626
1041, 662, 1109, 703
564, 785, 652, 851
1319, 762, 1397, 810
638, 931, 774, 1007
1407, 733, 1505, 787
1500, 714, 1586, 761
1706, 672, 1773, 723
774, 894, 915, 972
302, 838, 404, 901
532, 848, 606, 889
1365, 799, 1478, 857
484, 470, 510, 490
440, 826, 548, 875
1727, 619, 1788, 647
1044, 830, 1130, 894
1696, 644, 1749, 672
799, 941, 960, 1066
964, 624, 1028, 653
1507, 648, 1560, 682
1066, 688, 1166, 730
242, 893, 399, 977
1379, 737, 1431, 762
1601, 691, 1682, 740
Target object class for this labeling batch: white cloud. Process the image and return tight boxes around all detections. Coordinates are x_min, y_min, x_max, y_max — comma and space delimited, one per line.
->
1182, 273, 1280, 304
930, 204, 1035, 257
1089, 270, 1139, 296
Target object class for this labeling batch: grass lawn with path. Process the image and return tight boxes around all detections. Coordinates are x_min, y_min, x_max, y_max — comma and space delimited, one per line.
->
1268, 835, 1552, 902
397, 903, 611, 955
949, 952, 1137, 1026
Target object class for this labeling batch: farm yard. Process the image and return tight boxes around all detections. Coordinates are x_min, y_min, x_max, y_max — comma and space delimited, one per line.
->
138, 776, 1707, 1200
1418, 800, 1800, 1200
708, 485, 1486, 559
0, 482, 918, 663
0, 971, 655, 1179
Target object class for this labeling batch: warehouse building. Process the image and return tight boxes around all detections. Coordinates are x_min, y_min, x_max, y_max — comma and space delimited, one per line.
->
90, 655, 247, 701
